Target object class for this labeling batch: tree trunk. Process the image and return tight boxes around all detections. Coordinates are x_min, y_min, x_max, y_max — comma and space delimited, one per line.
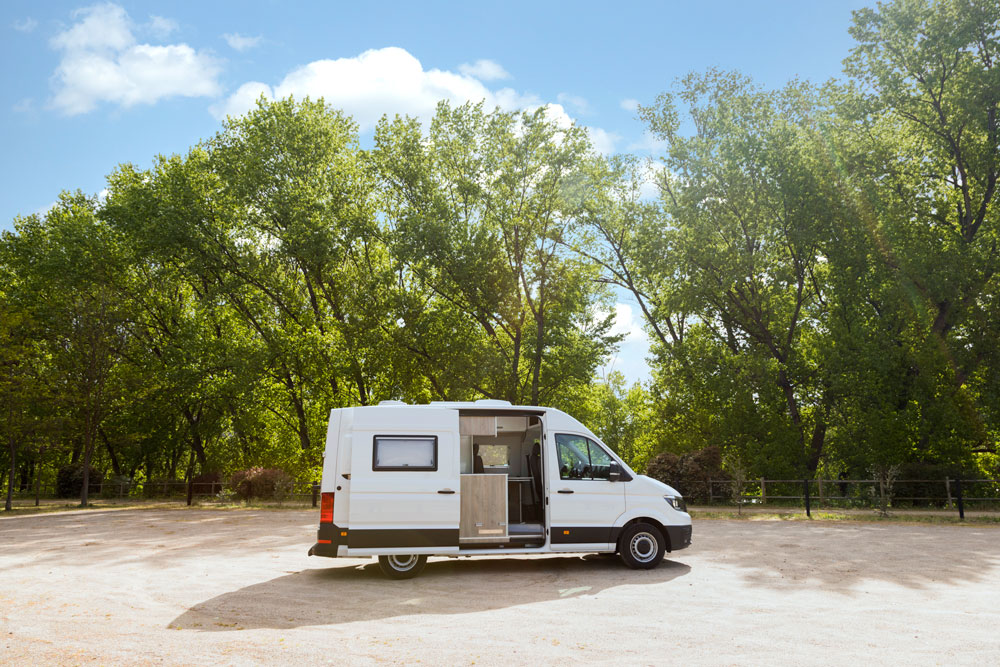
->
530, 309, 545, 405
806, 413, 828, 475
181, 407, 208, 467
99, 428, 122, 476
5, 435, 15, 512
80, 433, 92, 508
292, 396, 311, 451
509, 325, 522, 403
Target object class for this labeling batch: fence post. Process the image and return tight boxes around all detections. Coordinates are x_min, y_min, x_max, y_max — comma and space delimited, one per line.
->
945, 478, 953, 509
954, 478, 964, 520
817, 478, 825, 508
803, 479, 811, 518
760, 478, 766, 504
311, 482, 319, 508
708, 479, 714, 504
186, 476, 193, 507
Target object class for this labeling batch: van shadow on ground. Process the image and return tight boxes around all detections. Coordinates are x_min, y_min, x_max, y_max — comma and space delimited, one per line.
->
170, 555, 691, 631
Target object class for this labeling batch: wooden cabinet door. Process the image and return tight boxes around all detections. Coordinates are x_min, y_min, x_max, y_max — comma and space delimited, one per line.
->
460, 474, 508, 543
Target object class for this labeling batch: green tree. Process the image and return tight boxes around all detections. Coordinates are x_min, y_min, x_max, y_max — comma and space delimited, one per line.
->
374, 102, 619, 405
844, 0, 1000, 464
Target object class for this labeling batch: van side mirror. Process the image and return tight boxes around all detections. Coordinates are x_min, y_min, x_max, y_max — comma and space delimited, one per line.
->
609, 462, 622, 482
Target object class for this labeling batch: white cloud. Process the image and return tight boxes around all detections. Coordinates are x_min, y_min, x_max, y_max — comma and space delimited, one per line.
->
458, 59, 510, 81
639, 160, 666, 200
13, 97, 33, 113
212, 45, 623, 163
599, 300, 652, 384
211, 47, 537, 127
608, 303, 648, 343
13, 17, 38, 33
627, 131, 667, 153
147, 15, 178, 39
51, 3, 133, 52
557, 92, 589, 115
49, 3, 221, 115
33, 200, 58, 216
224, 33, 262, 52
539, 102, 573, 129
620, 98, 639, 112
210, 81, 273, 119
587, 126, 621, 155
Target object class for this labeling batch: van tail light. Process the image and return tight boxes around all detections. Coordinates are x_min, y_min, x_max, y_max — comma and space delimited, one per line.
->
320, 493, 334, 523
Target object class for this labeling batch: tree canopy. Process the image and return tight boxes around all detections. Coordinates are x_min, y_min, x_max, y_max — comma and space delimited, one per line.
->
2, 0, 997, 505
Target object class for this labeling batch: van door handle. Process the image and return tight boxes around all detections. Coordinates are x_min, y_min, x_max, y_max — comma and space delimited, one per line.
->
557, 489, 574, 494
437, 489, 456, 494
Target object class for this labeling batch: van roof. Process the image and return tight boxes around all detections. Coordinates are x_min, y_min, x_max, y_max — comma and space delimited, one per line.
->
364, 400, 594, 439
376, 399, 548, 412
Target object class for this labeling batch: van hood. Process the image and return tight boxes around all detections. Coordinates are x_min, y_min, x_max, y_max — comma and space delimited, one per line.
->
634, 474, 682, 498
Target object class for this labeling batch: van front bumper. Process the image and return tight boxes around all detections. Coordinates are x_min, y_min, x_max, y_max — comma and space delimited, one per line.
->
665, 524, 692, 551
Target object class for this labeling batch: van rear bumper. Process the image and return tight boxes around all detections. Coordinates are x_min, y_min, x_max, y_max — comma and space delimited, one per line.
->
665, 524, 692, 551
308, 541, 338, 558
307, 523, 345, 558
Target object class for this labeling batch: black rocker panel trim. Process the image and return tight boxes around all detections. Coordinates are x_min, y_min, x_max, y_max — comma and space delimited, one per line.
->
551, 526, 622, 544
347, 528, 459, 549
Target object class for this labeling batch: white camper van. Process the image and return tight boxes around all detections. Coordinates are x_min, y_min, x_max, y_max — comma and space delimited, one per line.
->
308, 400, 691, 578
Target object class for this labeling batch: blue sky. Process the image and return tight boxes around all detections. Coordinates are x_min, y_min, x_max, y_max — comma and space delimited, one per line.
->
2, 0, 873, 384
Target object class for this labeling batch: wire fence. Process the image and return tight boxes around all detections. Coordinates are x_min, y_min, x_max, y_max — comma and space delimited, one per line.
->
689, 477, 1000, 518
8, 477, 1000, 519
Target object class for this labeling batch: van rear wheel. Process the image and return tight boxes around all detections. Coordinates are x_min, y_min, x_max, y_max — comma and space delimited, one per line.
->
378, 554, 428, 579
619, 523, 665, 570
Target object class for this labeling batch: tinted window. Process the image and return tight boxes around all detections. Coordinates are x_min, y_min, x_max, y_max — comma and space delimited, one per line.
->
556, 434, 614, 480
373, 436, 438, 471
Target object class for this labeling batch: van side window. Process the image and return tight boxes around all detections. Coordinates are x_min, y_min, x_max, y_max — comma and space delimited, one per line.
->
373, 436, 438, 471
556, 434, 614, 480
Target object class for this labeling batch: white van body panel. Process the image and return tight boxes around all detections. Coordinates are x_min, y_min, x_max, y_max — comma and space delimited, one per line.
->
346, 406, 460, 555
620, 474, 692, 546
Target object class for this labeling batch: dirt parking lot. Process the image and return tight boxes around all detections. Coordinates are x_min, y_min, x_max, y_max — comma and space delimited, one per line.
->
1, 509, 998, 665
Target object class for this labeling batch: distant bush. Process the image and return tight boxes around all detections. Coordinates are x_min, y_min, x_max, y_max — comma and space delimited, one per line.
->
892, 462, 966, 507
645, 446, 729, 501
56, 463, 104, 498
228, 467, 293, 502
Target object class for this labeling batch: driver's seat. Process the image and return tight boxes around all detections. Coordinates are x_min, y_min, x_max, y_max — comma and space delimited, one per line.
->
528, 442, 543, 505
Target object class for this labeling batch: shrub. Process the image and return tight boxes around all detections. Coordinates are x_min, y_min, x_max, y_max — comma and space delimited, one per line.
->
228, 467, 293, 502
645, 446, 729, 501
892, 462, 964, 507
56, 463, 104, 498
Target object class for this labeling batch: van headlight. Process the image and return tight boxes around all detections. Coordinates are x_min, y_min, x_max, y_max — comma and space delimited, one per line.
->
664, 495, 687, 512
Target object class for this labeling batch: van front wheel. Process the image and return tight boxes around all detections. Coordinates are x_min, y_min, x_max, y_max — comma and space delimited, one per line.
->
378, 554, 428, 579
619, 523, 665, 570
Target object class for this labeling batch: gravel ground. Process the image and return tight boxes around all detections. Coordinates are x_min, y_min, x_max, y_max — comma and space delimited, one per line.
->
1, 508, 998, 665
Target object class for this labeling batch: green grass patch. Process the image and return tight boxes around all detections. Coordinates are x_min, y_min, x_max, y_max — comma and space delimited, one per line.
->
1, 498, 316, 517
690, 508, 1000, 524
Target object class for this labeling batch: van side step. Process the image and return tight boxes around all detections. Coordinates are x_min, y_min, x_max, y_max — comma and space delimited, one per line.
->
457, 523, 545, 549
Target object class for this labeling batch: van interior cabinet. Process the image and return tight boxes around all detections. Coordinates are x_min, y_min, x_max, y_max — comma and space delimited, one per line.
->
460, 474, 508, 543
496, 416, 528, 432
460, 416, 496, 436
